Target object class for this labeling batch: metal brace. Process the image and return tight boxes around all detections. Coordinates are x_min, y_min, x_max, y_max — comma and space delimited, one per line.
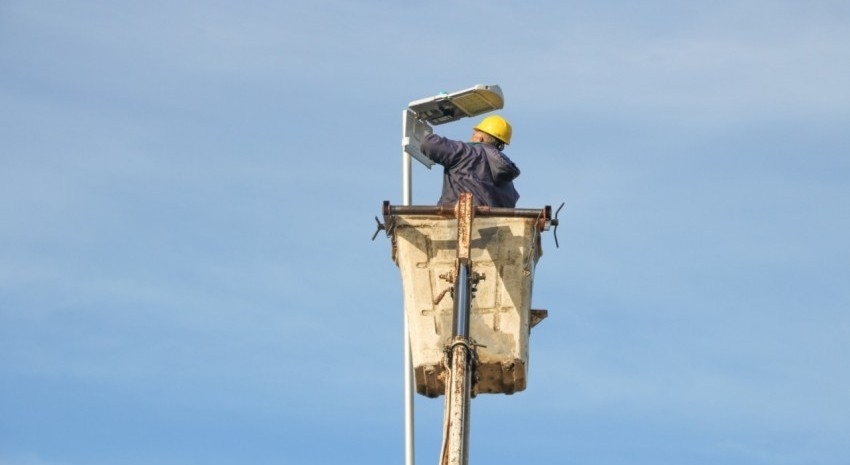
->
434, 270, 485, 305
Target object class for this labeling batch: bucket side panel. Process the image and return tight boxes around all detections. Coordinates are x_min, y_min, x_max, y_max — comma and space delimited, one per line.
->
393, 215, 540, 396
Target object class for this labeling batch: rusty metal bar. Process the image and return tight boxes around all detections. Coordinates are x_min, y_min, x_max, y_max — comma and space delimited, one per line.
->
382, 201, 552, 232
456, 194, 474, 261
384, 202, 550, 220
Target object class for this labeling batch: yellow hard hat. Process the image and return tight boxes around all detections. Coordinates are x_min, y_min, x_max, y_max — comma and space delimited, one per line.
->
474, 115, 512, 145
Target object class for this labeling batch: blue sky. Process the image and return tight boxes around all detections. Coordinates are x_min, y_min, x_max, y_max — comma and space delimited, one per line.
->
2, 1, 849, 464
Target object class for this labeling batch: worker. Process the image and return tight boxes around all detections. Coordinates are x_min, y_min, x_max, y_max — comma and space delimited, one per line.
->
421, 115, 520, 208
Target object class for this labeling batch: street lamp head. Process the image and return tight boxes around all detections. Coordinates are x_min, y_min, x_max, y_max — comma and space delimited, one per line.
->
408, 84, 504, 125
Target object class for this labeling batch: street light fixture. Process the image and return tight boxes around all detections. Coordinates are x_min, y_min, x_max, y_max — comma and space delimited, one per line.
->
403, 84, 504, 168
409, 84, 504, 125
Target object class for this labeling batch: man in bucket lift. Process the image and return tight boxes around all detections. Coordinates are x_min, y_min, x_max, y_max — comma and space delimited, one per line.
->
421, 115, 520, 208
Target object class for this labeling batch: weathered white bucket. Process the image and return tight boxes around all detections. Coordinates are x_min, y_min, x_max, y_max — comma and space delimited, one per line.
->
391, 214, 543, 397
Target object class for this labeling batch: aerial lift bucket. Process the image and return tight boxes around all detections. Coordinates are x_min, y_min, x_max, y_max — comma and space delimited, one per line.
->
381, 202, 552, 397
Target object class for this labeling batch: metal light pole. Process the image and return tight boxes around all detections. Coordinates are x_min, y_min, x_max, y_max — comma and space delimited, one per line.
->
401, 114, 415, 465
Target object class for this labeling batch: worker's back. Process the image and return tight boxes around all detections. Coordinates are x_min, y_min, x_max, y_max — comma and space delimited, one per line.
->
421, 133, 520, 208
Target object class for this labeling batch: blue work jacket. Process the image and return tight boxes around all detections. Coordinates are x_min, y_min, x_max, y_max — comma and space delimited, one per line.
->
421, 133, 521, 208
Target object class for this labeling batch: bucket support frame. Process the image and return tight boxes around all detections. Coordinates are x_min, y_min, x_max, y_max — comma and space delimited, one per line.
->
438, 193, 477, 465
